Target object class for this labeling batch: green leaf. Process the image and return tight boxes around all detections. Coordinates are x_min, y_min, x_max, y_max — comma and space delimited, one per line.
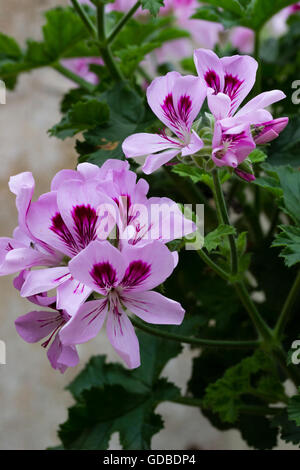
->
57, 326, 192, 449
49, 99, 110, 139
203, 350, 285, 424
248, 149, 268, 164
204, 224, 236, 252
0, 33, 22, 59
239, 414, 278, 450
288, 389, 300, 426
272, 225, 300, 267
276, 166, 300, 225
268, 116, 300, 168
272, 411, 300, 447
141, 0, 165, 16
172, 164, 208, 184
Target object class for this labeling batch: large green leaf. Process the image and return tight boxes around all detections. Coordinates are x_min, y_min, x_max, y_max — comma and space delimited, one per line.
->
272, 225, 300, 267
288, 389, 300, 426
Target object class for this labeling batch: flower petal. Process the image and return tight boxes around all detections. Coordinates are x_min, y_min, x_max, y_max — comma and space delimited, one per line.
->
60, 299, 108, 345
122, 132, 179, 159
123, 290, 185, 325
142, 149, 180, 174
20, 267, 70, 297
68, 240, 126, 295
15, 310, 61, 343
181, 130, 204, 156
9, 172, 35, 236
220, 54, 258, 114
194, 48, 224, 93
207, 91, 231, 120
56, 277, 93, 316
47, 334, 79, 373
235, 90, 286, 119
121, 241, 175, 292
106, 310, 140, 369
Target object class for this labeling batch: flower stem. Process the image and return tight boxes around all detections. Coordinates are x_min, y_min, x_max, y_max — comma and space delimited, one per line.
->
212, 169, 238, 276
130, 316, 260, 349
53, 63, 96, 92
274, 270, 300, 339
107, 1, 141, 45
96, 4, 124, 81
234, 281, 273, 342
70, 0, 97, 37
197, 249, 230, 282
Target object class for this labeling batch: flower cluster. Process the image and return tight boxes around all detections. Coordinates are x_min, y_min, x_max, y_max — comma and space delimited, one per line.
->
1, 160, 195, 371
123, 48, 288, 181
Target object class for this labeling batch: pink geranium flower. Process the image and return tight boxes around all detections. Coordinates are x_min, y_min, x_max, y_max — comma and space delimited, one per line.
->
14, 271, 78, 373
60, 240, 185, 369
212, 122, 256, 169
194, 49, 288, 143
122, 71, 206, 173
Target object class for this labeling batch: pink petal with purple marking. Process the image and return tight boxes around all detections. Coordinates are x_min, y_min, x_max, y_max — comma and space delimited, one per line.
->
121, 241, 175, 292
56, 277, 93, 316
15, 310, 62, 343
123, 290, 185, 325
220, 54, 257, 114
194, 49, 224, 93
68, 240, 126, 295
106, 309, 140, 369
60, 299, 108, 345
20, 266, 70, 297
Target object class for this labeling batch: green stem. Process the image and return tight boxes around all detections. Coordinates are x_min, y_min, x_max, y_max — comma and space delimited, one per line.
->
130, 316, 260, 349
170, 397, 283, 416
53, 63, 95, 92
234, 281, 273, 341
275, 270, 300, 339
212, 169, 238, 275
96, 4, 124, 81
197, 249, 230, 282
70, 0, 97, 37
107, 1, 141, 45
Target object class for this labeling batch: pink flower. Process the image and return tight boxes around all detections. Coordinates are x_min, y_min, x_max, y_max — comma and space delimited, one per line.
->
194, 49, 288, 144
122, 71, 206, 173
60, 240, 184, 369
230, 27, 254, 54
61, 58, 103, 85
14, 271, 79, 373
212, 122, 256, 169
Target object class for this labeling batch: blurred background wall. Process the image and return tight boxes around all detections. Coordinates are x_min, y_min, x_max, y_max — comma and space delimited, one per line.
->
0, 0, 294, 450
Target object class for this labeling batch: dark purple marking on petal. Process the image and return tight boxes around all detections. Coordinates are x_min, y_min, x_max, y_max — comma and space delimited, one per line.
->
224, 74, 244, 111
50, 212, 78, 255
90, 262, 117, 290
82, 299, 107, 325
161, 93, 192, 138
204, 70, 221, 94
5, 242, 14, 252
121, 260, 151, 288
73, 282, 85, 295
72, 204, 98, 250
41, 316, 65, 348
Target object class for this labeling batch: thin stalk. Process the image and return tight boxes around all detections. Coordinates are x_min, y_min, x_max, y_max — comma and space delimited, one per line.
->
212, 169, 238, 275
197, 249, 230, 282
53, 63, 95, 92
70, 0, 97, 37
107, 1, 141, 45
234, 281, 273, 341
130, 316, 260, 349
96, 4, 124, 81
274, 270, 300, 339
